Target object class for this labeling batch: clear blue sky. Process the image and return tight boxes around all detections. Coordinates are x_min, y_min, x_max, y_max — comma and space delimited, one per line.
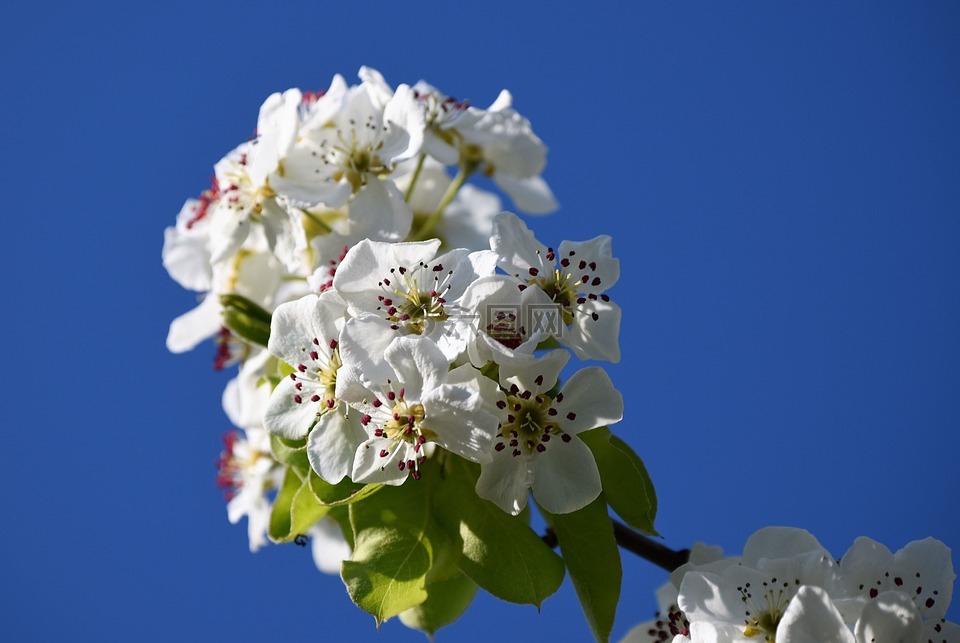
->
3, 1, 958, 641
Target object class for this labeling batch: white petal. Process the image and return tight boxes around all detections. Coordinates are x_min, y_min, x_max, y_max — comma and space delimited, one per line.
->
421, 384, 498, 463
564, 299, 622, 362
260, 200, 306, 272
493, 174, 558, 215
262, 377, 322, 439
352, 438, 409, 485
490, 212, 549, 277
778, 585, 856, 643
162, 217, 212, 291
307, 411, 367, 483
530, 435, 601, 514
475, 445, 533, 515
384, 336, 450, 401
338, 317, 397, 391
267, 294, 344, 367
558, 236, 619, 292
499, 348, 569, 395
743, 527, 829, 566
166, 294, 221, 353
381, 84, 424, 163
553, 367, 623, 434
854, 590, 921, 643
207, 204, 251, 266
346, 179, 413, 241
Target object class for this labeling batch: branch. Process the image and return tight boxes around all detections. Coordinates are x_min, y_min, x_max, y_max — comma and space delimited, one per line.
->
542, 519, 690, 573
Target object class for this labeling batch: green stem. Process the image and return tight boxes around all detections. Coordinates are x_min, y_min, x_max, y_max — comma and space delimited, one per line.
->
410, 166, 473, 240
403, 153, 427, 203
300, 208, 333, 234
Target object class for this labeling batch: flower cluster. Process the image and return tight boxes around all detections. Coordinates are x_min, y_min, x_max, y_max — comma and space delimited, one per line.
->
164, 67, 956, 642
165, 66, 640, 638
623, 527, 958, 643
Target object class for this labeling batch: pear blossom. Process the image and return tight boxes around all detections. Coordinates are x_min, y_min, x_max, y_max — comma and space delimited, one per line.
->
426, 86, 557, 214
272, 68, 423, 238
838, 536, 956, 641
459, 274, 557, 367
333, 238, 497, 366
215, 428, 282, 553
344, 336, 502, 485
207, 107, 308, 273
476, 349, 624, 515
162, 194, 216, 293
261, 293, 367, 483
621, 543, 729, 643
491, 212, 622, 362
411, 81, 482, 166
677, 527, 851, 643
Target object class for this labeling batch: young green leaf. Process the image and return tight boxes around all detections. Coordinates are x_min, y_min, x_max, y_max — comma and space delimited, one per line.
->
269, 434, 310, 477
308, 468, 382, 506
268, 466, 330, 543
432, 457, 565, 607
542, 495, 622, 643
398, 570, 479, 637
580, 427, 658, 536
342, 481, 438, 625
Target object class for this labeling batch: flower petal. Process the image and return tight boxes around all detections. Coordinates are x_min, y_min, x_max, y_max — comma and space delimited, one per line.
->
530, 435, 601, 514
553, 367, 623, 434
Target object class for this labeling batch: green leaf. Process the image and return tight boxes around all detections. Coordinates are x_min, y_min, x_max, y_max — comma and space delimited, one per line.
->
542, 496, 622, 643
432, 457, 565, 607
342, 480, 437, 625
308, 468, 383, 506
269, 434, 309, 476
268, 466, 330, 543
581, 427, 658, 536
220, 300, 271, 348
398, 570, 479, 637
219, 293, 273, 324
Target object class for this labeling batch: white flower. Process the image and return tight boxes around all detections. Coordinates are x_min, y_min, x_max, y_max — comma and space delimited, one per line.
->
215, 428, 282, 553
208, 128, 308, 273
476, 349, 623, 515
491, 212, 621, 362
333, 238, 497, 366
458, 90, 557, 214
839, 536, 956, 640
344, 336, 501, 485
274, 68, 423, 238
621, 543, 729, 643
459, 274, 556, 367
677, 527, 850, 642
162, 194, 216, 293
261, 293, 367, 484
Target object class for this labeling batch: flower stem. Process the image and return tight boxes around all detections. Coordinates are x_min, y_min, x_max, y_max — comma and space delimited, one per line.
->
404, 153, 427, 203
410, 165, 473, 240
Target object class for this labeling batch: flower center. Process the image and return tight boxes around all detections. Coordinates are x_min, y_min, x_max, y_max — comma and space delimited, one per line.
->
530, 269, 578, 325
378, 262, 453, 335
494, 386, 572, 456
289, 339, 342, 413
738, 578, 796, 642
363, 388, 437, 480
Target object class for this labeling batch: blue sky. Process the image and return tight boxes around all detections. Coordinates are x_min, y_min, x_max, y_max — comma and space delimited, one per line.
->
3, 2, 958, 641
